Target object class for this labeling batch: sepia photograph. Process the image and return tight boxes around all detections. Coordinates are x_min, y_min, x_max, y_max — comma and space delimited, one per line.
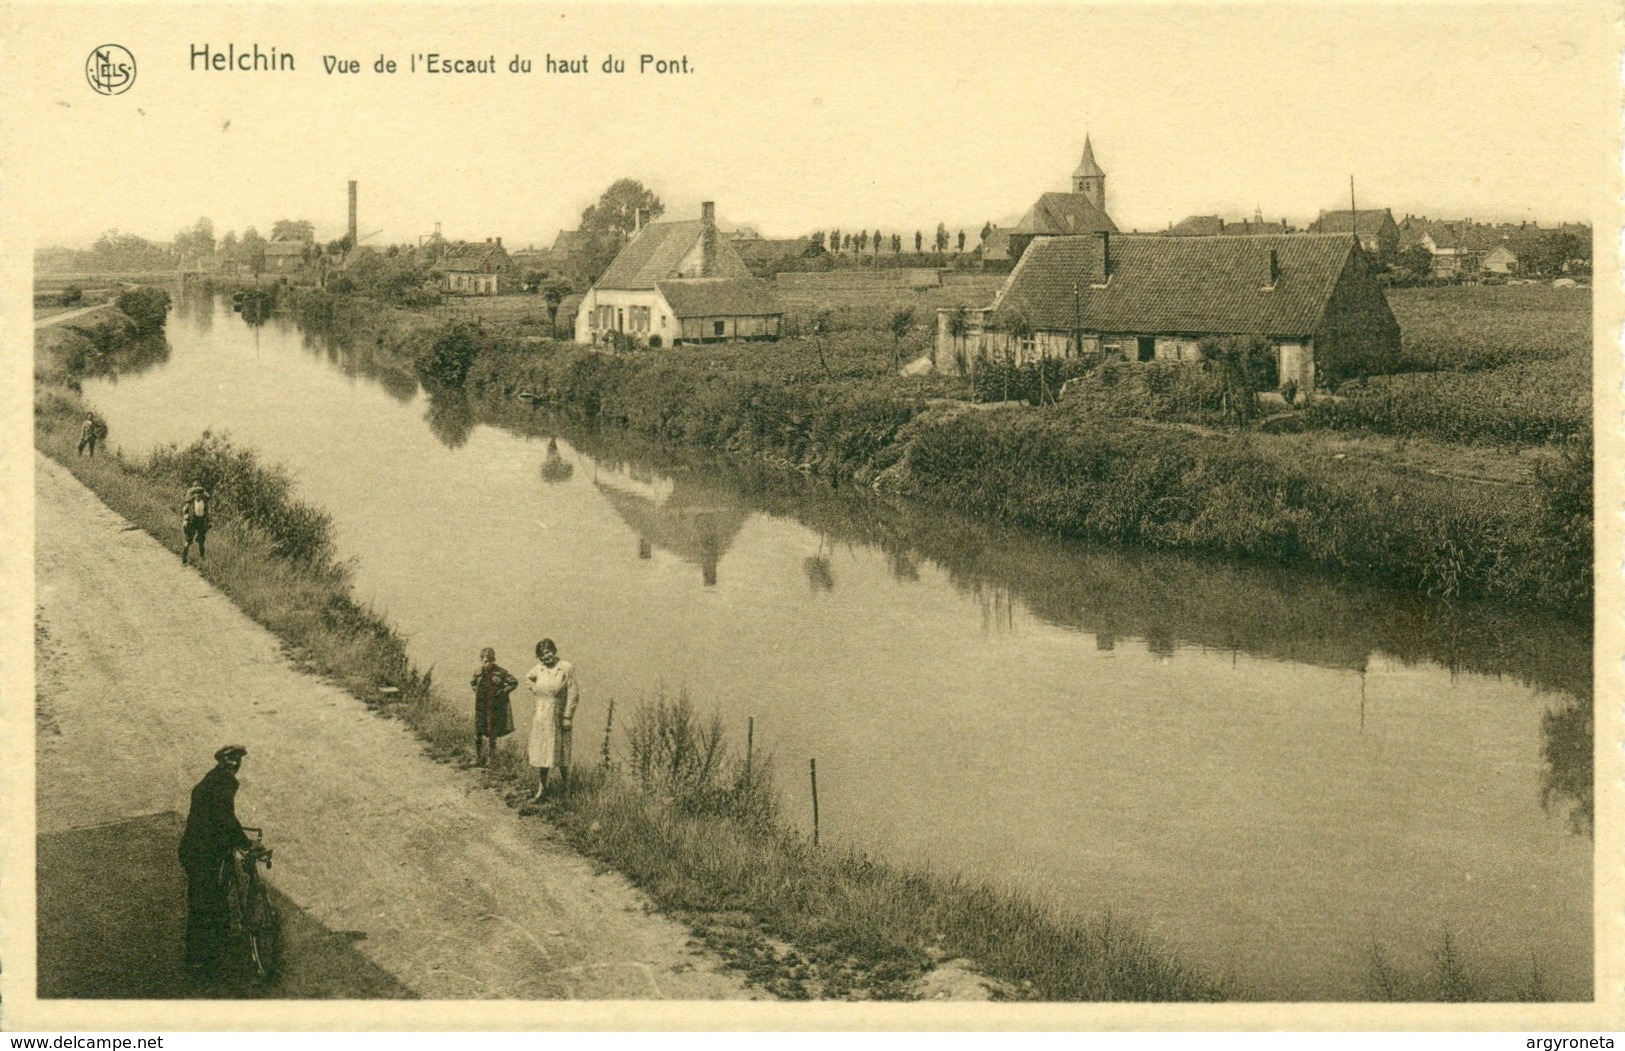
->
2, 0, 1620, 1032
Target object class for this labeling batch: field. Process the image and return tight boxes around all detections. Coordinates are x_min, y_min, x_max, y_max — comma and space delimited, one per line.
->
1384, 283, 1592, 372
1312, 284, 1591, 446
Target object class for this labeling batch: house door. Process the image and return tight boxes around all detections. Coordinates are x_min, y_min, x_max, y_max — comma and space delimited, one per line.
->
1136, 337, 1155, 362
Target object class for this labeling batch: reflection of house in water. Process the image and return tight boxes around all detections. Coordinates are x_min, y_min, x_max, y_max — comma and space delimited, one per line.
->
592, 468, 750, 587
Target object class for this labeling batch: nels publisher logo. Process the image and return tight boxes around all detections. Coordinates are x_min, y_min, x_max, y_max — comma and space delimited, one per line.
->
86, 44, 136, 95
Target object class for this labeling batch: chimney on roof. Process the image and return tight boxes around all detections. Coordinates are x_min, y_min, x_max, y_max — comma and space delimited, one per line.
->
348, 180, 357, 246
1093, 231, 1111, 285
701, 201, 718, 275
496, 236, 502, 247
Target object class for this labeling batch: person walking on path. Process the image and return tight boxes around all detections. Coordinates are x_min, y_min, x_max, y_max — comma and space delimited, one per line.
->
178, 744, 252, 987
181, 482, 211, 565
470, 646, 518, 767
525, 638, 579, 802
76, 415, 105, 458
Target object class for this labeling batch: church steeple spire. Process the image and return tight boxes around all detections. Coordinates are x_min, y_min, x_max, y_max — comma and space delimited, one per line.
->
1072, 135, 1106, 210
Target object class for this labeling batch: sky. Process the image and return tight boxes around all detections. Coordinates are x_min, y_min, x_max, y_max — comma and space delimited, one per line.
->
6, 3, 1616, 250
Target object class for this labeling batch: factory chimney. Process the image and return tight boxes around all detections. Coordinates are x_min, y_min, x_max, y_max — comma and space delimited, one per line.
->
348, 180, 358, 246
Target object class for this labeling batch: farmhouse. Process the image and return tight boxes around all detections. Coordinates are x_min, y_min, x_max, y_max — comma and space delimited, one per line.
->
574, 201, 783, 345
1006, 136, 1118, 262
262, 239, 310, 275
936, 232, 1400, 391
434, 237, 517, 295
1307, 209, 1398, 260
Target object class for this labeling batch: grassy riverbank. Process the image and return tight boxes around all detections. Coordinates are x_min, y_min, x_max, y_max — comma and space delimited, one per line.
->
34, 319, 1230, 1002
280, 287, 1592, 620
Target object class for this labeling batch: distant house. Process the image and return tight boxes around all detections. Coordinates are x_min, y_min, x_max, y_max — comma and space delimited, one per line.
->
733, 236, 825, 277
936, 232, 1400, 391
553, 292, 585, 339
1481, 241, 1519, 275
1307, 209, 1398, 260
550, 230, 588, 268
980, 227, 1014, 271
574, 201, 783, 346
1006, 135, 1119, 262
1165, 215, 1293, 237
1419, 221, 1499, 279
262, 239, 310, 276
434, 237, 517, 295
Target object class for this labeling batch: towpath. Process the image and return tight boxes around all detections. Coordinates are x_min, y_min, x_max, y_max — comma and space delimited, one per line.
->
33, 451, 758, 1002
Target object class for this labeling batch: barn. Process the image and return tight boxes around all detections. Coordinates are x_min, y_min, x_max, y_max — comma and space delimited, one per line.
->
936, 232, 1400, 391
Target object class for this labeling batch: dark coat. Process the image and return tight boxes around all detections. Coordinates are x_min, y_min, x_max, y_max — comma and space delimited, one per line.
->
471, 664, 518, 737
178, 765, 249, 868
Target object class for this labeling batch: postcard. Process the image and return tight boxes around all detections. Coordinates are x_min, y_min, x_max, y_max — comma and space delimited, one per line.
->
2, 1, 1620, 1033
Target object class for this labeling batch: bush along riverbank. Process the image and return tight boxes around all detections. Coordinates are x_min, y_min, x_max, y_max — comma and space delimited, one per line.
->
34, 327, 1231, 1001
432, 325, 1592, 621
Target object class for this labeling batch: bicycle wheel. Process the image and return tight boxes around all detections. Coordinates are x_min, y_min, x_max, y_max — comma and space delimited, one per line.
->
245, 887, 280, 983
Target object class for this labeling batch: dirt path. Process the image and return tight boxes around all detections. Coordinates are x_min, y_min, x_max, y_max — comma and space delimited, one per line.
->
34, 451, 759, 1001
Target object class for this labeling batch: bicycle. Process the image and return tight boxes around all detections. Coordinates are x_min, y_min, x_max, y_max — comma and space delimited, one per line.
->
225, 827, 281, 985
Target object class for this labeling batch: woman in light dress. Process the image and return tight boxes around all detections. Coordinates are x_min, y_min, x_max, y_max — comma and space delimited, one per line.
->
525, 638, 579, 802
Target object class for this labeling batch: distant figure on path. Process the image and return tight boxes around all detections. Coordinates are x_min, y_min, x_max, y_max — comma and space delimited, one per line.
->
470, 646, 518, 767
525, 638, 579, 802
76, 415, 105, 457
178, 745, 252, 987
181, 482, 211, 565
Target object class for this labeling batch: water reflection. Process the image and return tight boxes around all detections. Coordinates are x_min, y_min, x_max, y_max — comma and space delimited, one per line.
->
483, 412, 1593, 838
1542, 692, 1593, 835
592, 463, 746, 588
539, 438, 574, 484
423, 387, 475, 449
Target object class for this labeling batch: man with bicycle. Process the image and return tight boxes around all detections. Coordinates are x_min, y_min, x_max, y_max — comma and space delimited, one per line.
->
178, 744, 252, 986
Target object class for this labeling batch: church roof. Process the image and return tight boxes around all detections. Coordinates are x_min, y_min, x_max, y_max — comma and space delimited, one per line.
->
1011, 193, 1118, 237
1072, 136, 1105, 180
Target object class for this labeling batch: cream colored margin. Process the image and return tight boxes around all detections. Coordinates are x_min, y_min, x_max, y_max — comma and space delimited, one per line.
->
0, 0, 1620, 1032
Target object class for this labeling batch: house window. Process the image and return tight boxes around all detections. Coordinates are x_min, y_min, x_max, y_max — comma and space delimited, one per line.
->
714, 320, 726, 337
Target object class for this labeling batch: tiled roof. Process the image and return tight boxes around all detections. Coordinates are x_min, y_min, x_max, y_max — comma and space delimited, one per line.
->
1309, 209, 1394, 237
435, 241, 512, 273
733, 238, 819, 266
1011, 193, 1117, 236
551, 230, 586, 257
263, 241, 307, 256
657, 277, 781, 318
990, 233, 1357, 337
1165, 216, 1292, 237
595, 221, 751, 289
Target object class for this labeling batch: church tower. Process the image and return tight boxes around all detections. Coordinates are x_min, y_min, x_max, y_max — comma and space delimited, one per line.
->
1072, 135, 1106, 212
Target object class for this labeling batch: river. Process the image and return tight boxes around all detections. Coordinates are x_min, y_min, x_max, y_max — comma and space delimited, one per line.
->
77, 290, 1593, 1000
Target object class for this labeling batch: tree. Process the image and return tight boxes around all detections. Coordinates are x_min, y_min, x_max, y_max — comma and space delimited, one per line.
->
239, 227, 267, 277
572, 178, 664, 287
935, 223, 950, 258
809, 231, 826, 250
1397, 244, 1433, 279
873, 229, 882, 256
271, 219, 316, 243
957, 230, 966, 253
856, 230, 869, 253
888, 307, 915, 370
915, 230, 923, 253
829, 229, 841, 254
981, 221, 993, 243
541, 278, 573, 326
892, 233, 902, 254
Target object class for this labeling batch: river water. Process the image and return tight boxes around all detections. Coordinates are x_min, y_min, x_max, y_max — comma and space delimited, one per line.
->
78, 291, 1593, 1000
